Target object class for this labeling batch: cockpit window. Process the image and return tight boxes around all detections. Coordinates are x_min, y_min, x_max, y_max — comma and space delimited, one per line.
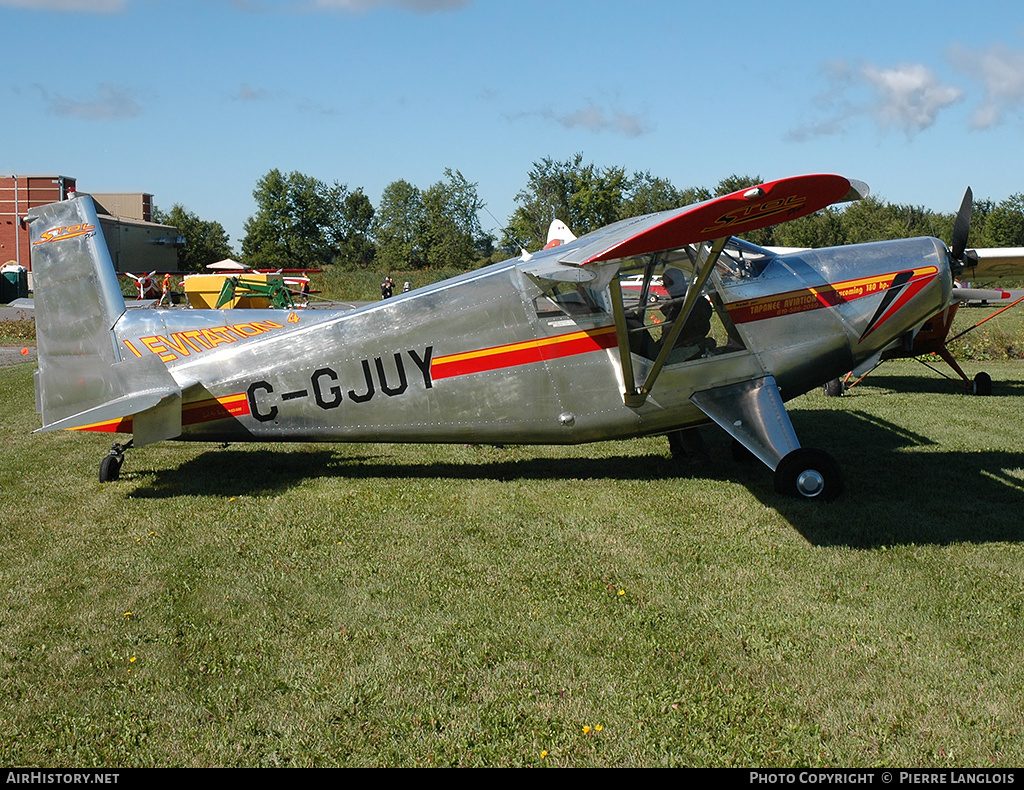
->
533, 281, 608, 318
616, 246, 748, 363
715, 237, 776, 280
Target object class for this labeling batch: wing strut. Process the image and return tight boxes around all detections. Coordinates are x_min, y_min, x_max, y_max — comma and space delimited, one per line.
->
613, 237, 729, 408
608, 275, 639, 403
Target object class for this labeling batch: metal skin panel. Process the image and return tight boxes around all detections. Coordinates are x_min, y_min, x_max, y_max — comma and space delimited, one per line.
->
718, 237, 950, 400
142, 262, 635, 446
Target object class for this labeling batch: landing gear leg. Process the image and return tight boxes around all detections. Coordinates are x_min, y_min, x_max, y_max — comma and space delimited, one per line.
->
99, 441, 132, 483
667, 428, 710, 463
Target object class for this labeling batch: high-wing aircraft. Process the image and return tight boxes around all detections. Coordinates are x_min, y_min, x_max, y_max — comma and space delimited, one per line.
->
28, 174, 965, 501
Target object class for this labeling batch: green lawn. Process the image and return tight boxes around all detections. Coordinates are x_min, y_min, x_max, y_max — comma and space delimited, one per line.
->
2, 353, 1024, 767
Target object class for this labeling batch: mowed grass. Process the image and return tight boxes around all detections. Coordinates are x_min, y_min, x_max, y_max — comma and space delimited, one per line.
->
2, 357, 1024, 767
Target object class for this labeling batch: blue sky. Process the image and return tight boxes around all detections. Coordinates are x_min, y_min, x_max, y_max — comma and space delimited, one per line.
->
3, 0, 1024, 249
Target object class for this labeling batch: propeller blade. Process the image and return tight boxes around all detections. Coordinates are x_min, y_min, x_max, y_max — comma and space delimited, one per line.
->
951, 187, 973, 262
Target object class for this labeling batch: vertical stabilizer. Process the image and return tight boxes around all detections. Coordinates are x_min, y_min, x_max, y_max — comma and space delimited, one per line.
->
30, 196, 182, 442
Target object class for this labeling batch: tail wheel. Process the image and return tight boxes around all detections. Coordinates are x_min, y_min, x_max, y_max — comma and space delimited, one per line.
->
99, 442, 130, 483
774, 448, 843, 501
973, 372, 992, 396
99, 453, 123, 483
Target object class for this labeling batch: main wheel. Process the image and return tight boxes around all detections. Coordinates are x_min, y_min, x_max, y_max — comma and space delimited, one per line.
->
773, 448, 843, 501
973, 372, 992, 396
99, 453, 123, 483
823, 378, 844, 397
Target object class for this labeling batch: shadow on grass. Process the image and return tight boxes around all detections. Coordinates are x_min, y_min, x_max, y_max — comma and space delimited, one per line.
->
128, 406, 1024, 550
772, 409, 1024, 549
128, 447, 687, 498
842, 369, 1024, 396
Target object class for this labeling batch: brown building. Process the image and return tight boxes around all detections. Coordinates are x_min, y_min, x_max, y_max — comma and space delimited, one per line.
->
1, 175, 183, 283
0, 175, 74, 271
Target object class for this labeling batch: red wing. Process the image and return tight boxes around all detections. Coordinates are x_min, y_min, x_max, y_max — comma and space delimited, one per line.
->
557, 174, 865, 266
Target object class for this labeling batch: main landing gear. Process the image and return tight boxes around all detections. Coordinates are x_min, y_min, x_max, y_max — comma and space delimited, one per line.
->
733, 439, 844, 501
99, 441, 132, 483
773, 448, 843, 501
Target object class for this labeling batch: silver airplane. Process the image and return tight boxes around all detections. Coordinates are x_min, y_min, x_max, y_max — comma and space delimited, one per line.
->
28, 174, 966, 500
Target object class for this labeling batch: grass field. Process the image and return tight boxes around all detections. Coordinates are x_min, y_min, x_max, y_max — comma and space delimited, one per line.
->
2, 349, 1024, 767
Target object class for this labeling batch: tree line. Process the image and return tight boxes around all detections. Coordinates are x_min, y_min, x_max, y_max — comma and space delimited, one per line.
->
156, 156, 1024, 273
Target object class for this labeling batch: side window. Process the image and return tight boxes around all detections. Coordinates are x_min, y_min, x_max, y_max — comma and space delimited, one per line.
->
715, 238, 776, 281
618, 250, 747, 363
533, 282, 608, 318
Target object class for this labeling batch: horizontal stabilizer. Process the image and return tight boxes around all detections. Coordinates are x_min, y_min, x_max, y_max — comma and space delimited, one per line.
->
34, 386, 177, 435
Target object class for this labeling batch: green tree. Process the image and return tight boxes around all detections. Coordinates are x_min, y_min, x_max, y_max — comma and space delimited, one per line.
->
241, 169, 345, 269
152, 204, 234, 272
422, 169, 488, 269
621, 171, 687, 218
839, 197, 915, 244
374, 179, 425, 271
978, 194, 1024, 247
506, 154, 629, 251
773, 207, 848, 249
331, 188, 376, 269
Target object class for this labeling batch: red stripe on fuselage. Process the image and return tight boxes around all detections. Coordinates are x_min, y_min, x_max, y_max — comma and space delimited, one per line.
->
431, 326, 618, 380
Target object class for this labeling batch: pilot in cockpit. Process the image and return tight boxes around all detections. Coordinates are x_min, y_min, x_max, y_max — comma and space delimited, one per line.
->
660, 267, 715, 363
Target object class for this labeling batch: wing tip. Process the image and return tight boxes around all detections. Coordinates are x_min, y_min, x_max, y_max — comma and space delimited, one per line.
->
843, 178, 870, 202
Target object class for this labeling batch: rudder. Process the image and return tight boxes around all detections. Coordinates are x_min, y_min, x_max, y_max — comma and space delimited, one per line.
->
30, 196, 182, 443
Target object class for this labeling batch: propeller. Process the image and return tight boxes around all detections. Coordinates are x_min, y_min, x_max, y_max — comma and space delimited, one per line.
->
949, 187, 978, 275
125, 271, 158, 298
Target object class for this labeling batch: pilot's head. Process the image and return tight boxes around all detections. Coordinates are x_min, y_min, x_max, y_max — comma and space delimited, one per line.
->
662, 267, 687, 298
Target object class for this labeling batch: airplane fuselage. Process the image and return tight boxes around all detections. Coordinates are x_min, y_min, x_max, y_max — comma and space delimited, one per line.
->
91, 236, 950, 447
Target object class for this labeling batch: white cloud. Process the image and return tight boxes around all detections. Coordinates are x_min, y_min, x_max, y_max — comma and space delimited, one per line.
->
862, 63, 964, 135
514, 103, 650, 138
37, 83, 142, 120
949, 42, 1024, 129
789, 59, 963, 140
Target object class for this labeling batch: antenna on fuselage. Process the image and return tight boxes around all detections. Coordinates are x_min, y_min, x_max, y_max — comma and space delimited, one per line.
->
483, 204, 532, 261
